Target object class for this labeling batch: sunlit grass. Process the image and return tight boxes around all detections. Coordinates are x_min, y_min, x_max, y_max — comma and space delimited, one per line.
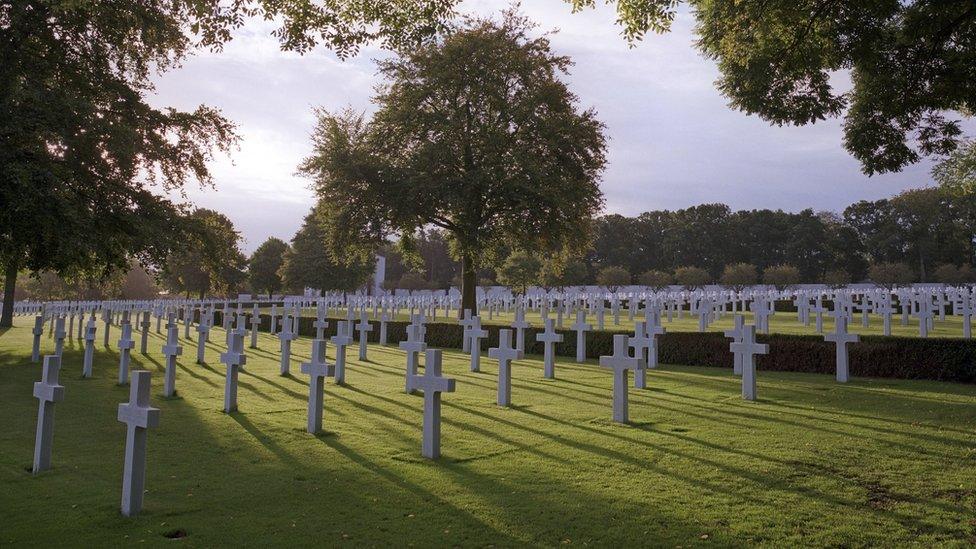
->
1, 317, 974, 545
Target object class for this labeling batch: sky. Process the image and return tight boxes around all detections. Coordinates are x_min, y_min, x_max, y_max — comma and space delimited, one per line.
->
151, 0, 953, 253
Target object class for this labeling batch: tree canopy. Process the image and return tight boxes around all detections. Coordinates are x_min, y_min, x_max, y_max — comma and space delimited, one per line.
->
299, 11, 607, 314
161, 209, 247, 298
693, 0, 976, 175
280, 204, 374, 294
248, 237, 289, 298
496, 251, 543, 296
0, 1, 240, 325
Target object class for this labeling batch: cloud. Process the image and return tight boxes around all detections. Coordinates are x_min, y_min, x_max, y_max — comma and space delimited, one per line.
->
148, 0, 969, 253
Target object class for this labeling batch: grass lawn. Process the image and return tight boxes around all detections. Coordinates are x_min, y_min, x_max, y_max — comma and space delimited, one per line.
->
1, 317, 975, 546
276, 306, 970, 339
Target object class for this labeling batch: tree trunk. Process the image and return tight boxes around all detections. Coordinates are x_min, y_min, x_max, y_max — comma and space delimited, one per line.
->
918, 249, 926, 282
460, 252, 478, 318
1, 260, 18, 328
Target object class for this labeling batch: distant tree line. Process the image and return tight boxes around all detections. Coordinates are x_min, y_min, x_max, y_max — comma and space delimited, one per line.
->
377, 186, 976, 290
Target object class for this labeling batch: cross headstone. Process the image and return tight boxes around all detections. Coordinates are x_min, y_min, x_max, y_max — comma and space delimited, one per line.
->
117, 322, 135, 385
511, 308, 531, 353
195, 316, 210, 364
570, 311, 592, 363
301, 340, 335, 434
730, 324, 767, 401
466, 315, 488, 372
140, 311, 151, 354
876, 297, 894, 337
408, 349, 456, 459
535, 319, 563, 379
723, 315, 746, 376
355, 313, 373, 361
278, 315, 297, 376
219, 332, 246, 413
458, 309, 475, 353
249, 307, 261, 349
32, 355, 65, 474
102, 308, 112, 347
628, 321, 652, 389
82, 319, 96, 378
379, 312, 390, 345
161, 325, 182, 397
183, 305, 193, 340
53, 316, 66, 357
489, 328, 523, 407
962, 293, 975, 339
399, 324, 427, 393
330, 321, 353, 385
824, 317, 859, 383
916, 302, 933, 338
646, 307, 666, 372
313, 305, 329, 340
31, 315, 44, 363
117, 371, 160, 516
599, 334, 643, 423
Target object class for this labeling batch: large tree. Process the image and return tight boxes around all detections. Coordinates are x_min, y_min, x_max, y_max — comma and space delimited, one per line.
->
299, 11, 607, 314
161, 209, 247, 298
280, 204, 374, 294
496, 251, 543, 296
0, 2, 239, 325
0, 0, 465, 326
248, 237, 289, 298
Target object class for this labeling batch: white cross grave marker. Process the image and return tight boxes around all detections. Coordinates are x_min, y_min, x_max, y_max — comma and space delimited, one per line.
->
139, 311, 151, 354
32, 355, 65, 474
82, 319, 96, 378
301, 340, 335, 434
824, 317, 859, 383
535, 319, 563, 379
730, 324, 767, 401
724, 315, 746, 376
161, 325, 182, 397
195, 316, 210, 364
219, 331, 246, 412
53, 316, 66, 357
31, 315, 44, 363
466, 315, 488, 372
408, 349, 456, 459
458, 309, 475, 353
570, 310, 592, 363
511, 308, 531, 352
488, 328, 523, 407
117, 370, 160, 516
278, 315, 297, 376
331, 321, 353, 385
117, 323, 135, 385
399, 324, 427, 393
599, 334, 643, 423
356, 313, 373, 361
629, 321, 652, 389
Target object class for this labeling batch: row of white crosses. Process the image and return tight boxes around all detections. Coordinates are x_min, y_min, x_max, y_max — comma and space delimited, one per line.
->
723, 311, 861, 400
16, 282, 976, 342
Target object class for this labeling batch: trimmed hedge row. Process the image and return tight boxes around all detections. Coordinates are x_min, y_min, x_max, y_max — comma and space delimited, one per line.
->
209, 313, 976, 384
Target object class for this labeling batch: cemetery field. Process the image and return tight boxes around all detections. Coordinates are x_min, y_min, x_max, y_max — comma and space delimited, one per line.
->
312, 307, 968, 339
2, 318, 975, 546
